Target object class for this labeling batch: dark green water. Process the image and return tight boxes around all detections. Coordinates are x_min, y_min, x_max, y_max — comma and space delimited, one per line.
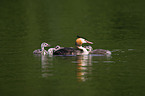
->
0, 0, 145, 96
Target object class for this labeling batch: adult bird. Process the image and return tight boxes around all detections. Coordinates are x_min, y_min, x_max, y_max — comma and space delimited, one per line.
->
49, 36, 93, 55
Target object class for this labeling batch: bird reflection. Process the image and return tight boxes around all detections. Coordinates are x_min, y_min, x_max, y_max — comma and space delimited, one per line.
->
76, 55, 93, 82
34, 53, 111, 80
41, 55, 53, 77
75, 54, 112, 82
34, 54, 54, 78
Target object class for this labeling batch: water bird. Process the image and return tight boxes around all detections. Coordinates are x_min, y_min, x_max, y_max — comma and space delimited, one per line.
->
48, 36, 93, 55
85, 45, 111, 55
33, 42, 51, 55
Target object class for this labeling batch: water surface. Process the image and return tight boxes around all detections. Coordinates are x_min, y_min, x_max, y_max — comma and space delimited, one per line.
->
0, 0, 145, 96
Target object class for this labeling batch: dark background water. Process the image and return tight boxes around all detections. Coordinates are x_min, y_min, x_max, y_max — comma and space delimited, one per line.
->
0, 0, 145, 96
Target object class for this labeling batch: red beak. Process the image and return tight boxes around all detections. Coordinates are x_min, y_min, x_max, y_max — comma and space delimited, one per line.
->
86, 40, 93, 44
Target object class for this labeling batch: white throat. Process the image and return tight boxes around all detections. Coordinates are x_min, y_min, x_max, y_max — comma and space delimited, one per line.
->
41, 47, 44, 51
78, 46, 89, 55
41, 46, 48, 55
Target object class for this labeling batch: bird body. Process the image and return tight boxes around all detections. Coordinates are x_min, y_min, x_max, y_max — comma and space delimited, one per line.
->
33, 42, 50, 54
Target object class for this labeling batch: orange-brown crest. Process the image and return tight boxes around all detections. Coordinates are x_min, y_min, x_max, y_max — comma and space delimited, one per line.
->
76, 38, 83, 46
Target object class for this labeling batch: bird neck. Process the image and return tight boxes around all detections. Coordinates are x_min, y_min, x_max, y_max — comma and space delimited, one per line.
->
41, 46, 45, 51
41, 46, 48, 55
78, 46, 89, 54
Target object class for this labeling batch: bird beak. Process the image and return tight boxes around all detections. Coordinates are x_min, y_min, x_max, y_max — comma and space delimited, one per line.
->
86, 40, 93, 44
47, 44, 51, 47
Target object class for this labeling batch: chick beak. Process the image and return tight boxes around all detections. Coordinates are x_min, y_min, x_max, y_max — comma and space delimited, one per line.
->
47, 44, 51, 47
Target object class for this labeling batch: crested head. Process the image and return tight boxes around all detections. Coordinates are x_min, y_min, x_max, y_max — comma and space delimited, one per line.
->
75, 38, 83, 46
76, 36, 93, 46
77, 35, 87, 40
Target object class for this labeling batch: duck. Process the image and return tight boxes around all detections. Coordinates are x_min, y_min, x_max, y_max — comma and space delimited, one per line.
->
49, 36, 93, 55
33, 42, 51, 55
84, 45, 111, 55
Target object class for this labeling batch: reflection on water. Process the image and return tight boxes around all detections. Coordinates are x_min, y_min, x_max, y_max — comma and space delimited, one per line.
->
33, 48, 135, 82
34, 54, 54, 77
35, 53, 112, 82
75, 55, 93, 82
74, 55, 112, 82
41, 55, 54, 77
